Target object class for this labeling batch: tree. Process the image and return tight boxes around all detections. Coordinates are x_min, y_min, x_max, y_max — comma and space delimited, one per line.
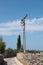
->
0, 37, 6, 54
17, 35, 21, 50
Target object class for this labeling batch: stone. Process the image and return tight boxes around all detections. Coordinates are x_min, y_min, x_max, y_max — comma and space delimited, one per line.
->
0, 54, 4, 65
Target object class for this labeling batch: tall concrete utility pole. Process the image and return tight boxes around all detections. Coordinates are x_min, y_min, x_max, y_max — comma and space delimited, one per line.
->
21, 14, 28, 53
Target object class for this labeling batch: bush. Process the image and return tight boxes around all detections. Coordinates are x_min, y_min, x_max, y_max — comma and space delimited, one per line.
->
26, 50, 40, 53
0, 38, 6, 54
6, 48, 17, 58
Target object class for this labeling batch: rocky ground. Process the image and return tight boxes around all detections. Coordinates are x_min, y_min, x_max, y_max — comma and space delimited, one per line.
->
3, 57, 23, 65
2, 52, 43, 65
23, 53, 43, 65
17, 53, 43, 65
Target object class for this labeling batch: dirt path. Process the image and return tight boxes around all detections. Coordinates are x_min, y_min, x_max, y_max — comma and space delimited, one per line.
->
4, 57, 23, 65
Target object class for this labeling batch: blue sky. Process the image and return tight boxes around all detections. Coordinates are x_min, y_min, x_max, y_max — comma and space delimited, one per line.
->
0, 0, 43, 50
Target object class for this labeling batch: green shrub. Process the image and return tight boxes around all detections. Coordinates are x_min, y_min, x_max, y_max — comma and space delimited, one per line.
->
0, 38, 6, 54
6, 48, 17, 57
26, 50, 40, 53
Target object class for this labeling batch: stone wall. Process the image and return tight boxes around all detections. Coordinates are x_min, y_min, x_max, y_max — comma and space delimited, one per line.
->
16, 53, 28, 65
17, 53, 43, 65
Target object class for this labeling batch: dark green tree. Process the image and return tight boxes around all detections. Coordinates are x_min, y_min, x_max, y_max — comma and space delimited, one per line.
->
17, 35, 21, 50
0, 37, 6, 54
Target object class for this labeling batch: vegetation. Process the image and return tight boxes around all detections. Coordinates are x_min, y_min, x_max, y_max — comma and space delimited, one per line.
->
26, 50, 40, 53
6, 48, 17, 57
0, 37, 6, 54
0, 36, 41, 58
17, 35, 21, 50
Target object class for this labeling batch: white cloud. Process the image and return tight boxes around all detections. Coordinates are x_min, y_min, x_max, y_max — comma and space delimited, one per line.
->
0, 17, 43, 36
0, 20, 22, 36
26, 18, 43, 31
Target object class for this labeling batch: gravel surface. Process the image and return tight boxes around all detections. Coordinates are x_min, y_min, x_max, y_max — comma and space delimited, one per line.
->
4, 57, 23, 65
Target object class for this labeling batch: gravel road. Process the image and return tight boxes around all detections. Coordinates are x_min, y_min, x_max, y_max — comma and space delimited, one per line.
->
4, 57, 23, 65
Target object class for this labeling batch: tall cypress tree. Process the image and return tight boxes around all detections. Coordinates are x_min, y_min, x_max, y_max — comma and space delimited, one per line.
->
17, 35, 21, 50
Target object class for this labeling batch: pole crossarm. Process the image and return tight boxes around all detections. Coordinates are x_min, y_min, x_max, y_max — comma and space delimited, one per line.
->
21, 14, 28, 21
